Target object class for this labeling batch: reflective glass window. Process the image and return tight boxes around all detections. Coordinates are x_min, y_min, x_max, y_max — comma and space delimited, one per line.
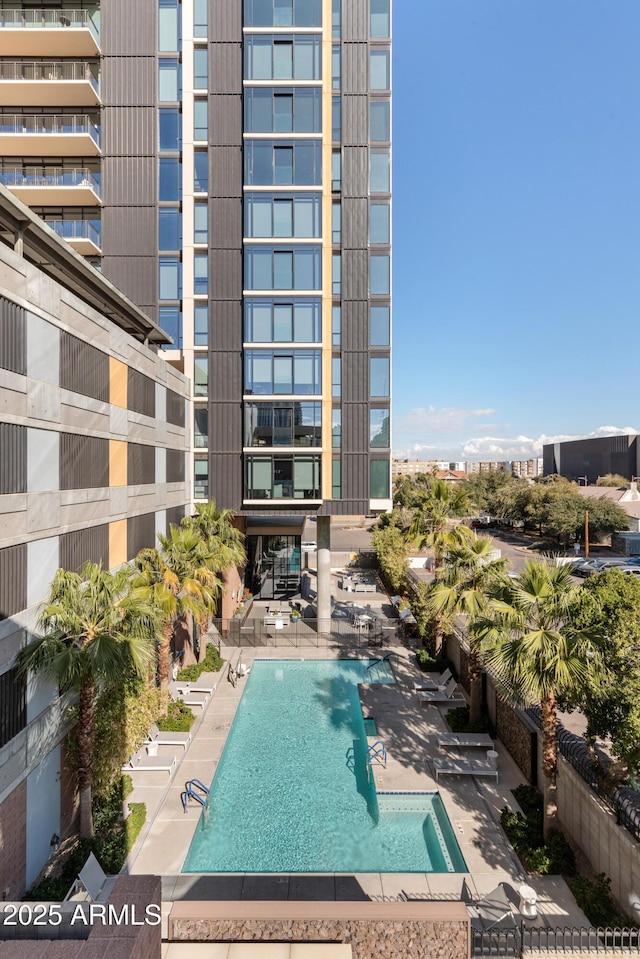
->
194, 0, 208, 38
332, 409, 341, 448
332, 254, 341, 295
294, 36, 320, 78
244, 0, 321, 27
370, 459, 390, 498
194, 304, 208, 345
370, 254, 390, 295
244, 401, 321, 448
273, 251, 293, 289
194, 254, 208, 295
274, 0, 293, 26
159, 256, 181, 300
194, 356, 208, 396
332, 458, 341, 498
194, 458, 208, 499
245, 299, 321, 342
370, 409, 390, 448
332, 45, 341, 89
332, 0, 341, 37
332, 203, 341, 244
273, 304, 293, 340
194, 48, 208, 89
159, 108, 181, 150
332, 151, 341, 192
159, 157, 181, 200
194, 151, 208, 192
158, 0, 179, 51
332, 357, 341, 397
194, 407, 208, 447
370, 305, 390, 345
245, 350, 321, 395
371, 0, 390, 38
332, 96, 341, 141
245, 248, 321, 290
158, 58, 179, 100
274, 145, 293, 184
245, 35, 320, 79
159, 207, 181, 250
370, 356, 390, 396
194, 99, 208, 141
295, 0, 321, 26
245, 141, 322, 186
194, 202, 208, 243
245, 88, 321, 134
332, 305, 341, 346
370, 152, 390, 192
370, 204, 390, 243
370, 49, 390, 89
273, 39, 293, 78
159, 306, 182, 348
274, 93, 293, 132
370, 101, 390, 141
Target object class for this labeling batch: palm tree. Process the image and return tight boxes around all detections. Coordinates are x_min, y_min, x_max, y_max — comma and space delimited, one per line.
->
406, 478, 472, 653
472, 559, 604, 838
15, 563, 157, 838
133, 526, 222, 704
428, 534, 507, 722
181, 502, 246, 658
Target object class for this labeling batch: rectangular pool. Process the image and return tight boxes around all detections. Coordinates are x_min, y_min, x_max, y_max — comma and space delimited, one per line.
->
183, 659, 466, 874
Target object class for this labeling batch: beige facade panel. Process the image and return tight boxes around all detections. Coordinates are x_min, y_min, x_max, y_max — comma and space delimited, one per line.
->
0, 131, 100, 156
0, 78, 100, 106
0, 28, 100, 59
109, 356, 128, 409
109, 518, 127, 568
8, 183, 101, 206
109, 439, 127, 487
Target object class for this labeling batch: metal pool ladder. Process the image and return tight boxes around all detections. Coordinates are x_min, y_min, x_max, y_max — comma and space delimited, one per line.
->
365, 652, 393, 672
181, 778, 210, 813
366, 741, 387, 768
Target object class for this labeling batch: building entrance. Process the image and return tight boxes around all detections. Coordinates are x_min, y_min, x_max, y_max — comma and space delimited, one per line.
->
246, 534, 302, 601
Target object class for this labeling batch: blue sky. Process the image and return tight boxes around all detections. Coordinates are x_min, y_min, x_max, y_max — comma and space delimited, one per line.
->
392, 1, 640, 461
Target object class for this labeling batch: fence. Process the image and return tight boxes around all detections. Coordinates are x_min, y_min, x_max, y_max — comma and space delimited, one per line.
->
473, 925, 640, 957
525, 706, 640, 844
207, 615, 404, 650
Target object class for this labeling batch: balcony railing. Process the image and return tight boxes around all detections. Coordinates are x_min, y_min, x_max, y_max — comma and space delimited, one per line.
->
0, 114, 100, 147
46, 219, 101, 247
0, 166, 101, 197
0, 60, 99, 93
0, 9, 99, 44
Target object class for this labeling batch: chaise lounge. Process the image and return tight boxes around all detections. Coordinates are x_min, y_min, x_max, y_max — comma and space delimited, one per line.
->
418, 677, 465, 705
145, 723, 191, 749
414, 667, 453, 691
433, 756, 499, 783
437, 732, 495, 751
122, 753, 177, 775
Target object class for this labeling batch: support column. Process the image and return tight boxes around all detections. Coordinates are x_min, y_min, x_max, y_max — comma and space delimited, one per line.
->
316, 515, 331, 631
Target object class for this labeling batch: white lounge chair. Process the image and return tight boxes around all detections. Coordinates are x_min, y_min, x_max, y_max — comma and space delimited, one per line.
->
145, 723, 191, 749
63, 852, 117, 903
418, 677, 465, 705
437, 732, 494, 751
122, 753, 177, 774
414, 667, 453, 691
433, 756, 498, 783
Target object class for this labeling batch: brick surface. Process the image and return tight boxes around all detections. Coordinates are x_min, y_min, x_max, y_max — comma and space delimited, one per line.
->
0, 780, 26, 900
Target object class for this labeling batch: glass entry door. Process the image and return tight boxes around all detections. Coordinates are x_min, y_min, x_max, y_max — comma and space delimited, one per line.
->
247, 534, 302, 601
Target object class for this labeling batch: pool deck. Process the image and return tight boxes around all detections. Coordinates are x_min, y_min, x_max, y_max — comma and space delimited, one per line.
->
124, 642, 590, 928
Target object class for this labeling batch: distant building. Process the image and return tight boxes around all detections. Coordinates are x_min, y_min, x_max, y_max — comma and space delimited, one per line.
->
543, 435, 640, 485
511, 458, 542, 478
392, 460, 465, 478
466, 461, 510, 475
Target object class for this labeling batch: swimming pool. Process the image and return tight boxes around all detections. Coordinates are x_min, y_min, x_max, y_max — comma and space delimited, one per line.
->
183, 659, 466, 874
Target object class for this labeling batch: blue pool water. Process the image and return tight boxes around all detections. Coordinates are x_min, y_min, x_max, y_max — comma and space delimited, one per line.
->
183, 659, 466, 874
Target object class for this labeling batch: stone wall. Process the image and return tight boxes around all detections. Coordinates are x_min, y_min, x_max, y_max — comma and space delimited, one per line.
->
169, 901, 470, 959
494, 694, 538, 785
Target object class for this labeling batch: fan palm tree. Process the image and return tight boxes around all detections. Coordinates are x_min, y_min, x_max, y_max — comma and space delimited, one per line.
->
181, 502, 246, 657
428, 534, 507, 722
406, 478, 472, 653
14, 563, 157, 838
133, 526, 222, 705
472, 559, 605, 838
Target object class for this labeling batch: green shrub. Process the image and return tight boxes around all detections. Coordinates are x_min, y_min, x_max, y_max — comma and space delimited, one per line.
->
122, 773, 133, 800
568, 874, 636, 928
546, 828, 576, 876
156, 698, 195, 732
415, 648, 439, 672
522, 846, 551, 875
23, 839, 96, 902
446, 705, 491, 734
177, 643, 224, 681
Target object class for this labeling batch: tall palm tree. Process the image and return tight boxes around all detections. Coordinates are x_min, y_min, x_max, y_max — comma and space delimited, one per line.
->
15, 563, 157, 838
472, 559, 604, 838
428, 534, 507, 722
406, 478, 472, 654
181, 502, 246, 657
133, 526, 222, 704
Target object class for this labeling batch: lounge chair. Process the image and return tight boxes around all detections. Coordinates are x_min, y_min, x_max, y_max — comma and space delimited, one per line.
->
414, 667, 453, 691
433, 756, 498, 782
437, 732, 494, 751
122, 752, 177, 774
63, 852, 117, 903
145, 723, 191, 749
465, 881, 519, 931
418, 677, 465, 705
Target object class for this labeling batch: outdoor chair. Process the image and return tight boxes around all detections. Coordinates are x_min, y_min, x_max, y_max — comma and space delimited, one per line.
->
417, 677, 465, 705
145, 723, 191, 749
463, 881, 520, 931
414, 667, 453, 691
122, 752, 177, 774
63, 852, 117, 903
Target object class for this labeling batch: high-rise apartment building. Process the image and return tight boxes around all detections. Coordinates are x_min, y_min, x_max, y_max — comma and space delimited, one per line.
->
0, 0, 392, 606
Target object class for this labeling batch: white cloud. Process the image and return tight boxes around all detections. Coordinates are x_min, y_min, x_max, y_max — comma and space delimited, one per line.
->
393, 424, 640, 463
394, 406, 497, 435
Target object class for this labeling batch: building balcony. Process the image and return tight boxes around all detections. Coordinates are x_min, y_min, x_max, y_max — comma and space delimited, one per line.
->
0, 9, 100, 56
46, 219, 101, 255
0, 167, 101, 205
0, 114, 100, 156
0, 61, 100, 106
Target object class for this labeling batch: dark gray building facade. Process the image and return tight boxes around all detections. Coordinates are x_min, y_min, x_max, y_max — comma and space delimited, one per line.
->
543, 434, 640, 485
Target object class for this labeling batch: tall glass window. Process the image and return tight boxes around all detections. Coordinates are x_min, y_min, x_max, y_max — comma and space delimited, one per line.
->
370, 357, 390, 396
159, 108, 181, 150
194, 304, 208, 345
194, 151, 208, 192
159, 306, 182, 348
332, 203, 341, 243
332, 0, 341, 37
332, 151, 341, 192
194, 356, 208, 396
194, 458, 209, 499
370, 0, 390, 38
194, 202, 208, 243
245, 299, 321, 342
245, 35, 321, 80
158, 0, 179, 51
370, 409, 390, 447
332, 357, 341, 397
245, 247, 322, 290
370, 305, 390, 345
194, 407, 208, 448
194, 0, 208, 38
332, 253, 341, 295
245, 194, 321, 238
244, 0, 322, 28
370, 204, 390, 243
245, 350, 321, 395
245, 141, 322, 186
332, 96, 341, 141
332, 409, 341, 448
370, 459, 390, 498
159, 257, 181, 299
370, 49, 390, 90
194, 48, 208, 89
159, 157, 181, 199
158, 58, 180, 101
370, 254, 390, 295
245, 88, 322, 134
370, 101, 390, 141
332, 459, 341, 498
159, 208, 181, 249
370, 152, 390, 193
332, 305, 341, 346
194, 99, 208, 141
194, 254, 208, 295
332, 45, 341, 89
